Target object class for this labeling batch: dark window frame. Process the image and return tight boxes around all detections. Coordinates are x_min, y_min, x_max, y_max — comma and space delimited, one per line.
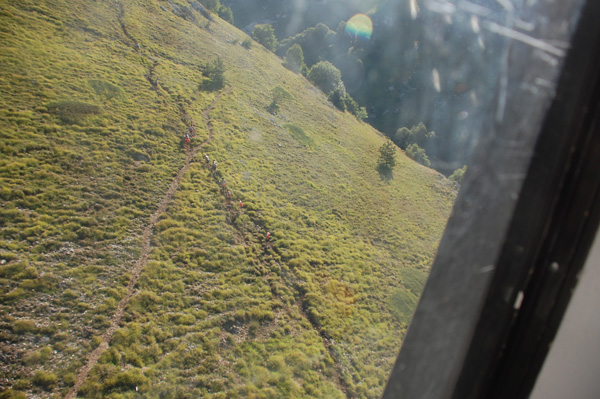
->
382, 1, 600, 398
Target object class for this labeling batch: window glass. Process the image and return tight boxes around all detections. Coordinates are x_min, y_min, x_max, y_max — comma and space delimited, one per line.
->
0, 1, 584, 398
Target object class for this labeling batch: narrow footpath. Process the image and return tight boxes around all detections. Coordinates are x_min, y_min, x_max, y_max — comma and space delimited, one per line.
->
65, 89, 227, 399
65, 7, 229, 394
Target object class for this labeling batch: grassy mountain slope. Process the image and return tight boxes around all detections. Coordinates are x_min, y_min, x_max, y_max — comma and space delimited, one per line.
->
0, 1, 455, 398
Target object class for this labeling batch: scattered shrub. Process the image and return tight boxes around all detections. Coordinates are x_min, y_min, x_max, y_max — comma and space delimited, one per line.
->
393, 122, 436, 150
201, 57, 226, 91
0, 261, 28, 278
32, 370, 57, 391
266, 99, 279, 114
0, 390, 27, 399
252, 24, 277, 52
170, 3, 196, 22
267, 86, 292, 114
284, 44, 306, 73
393, 127, 412, 150
199, 0, 219, 11
12, 320, 37, 335
344, 95, 367, 121
103, 369, 148, 393
88, 79, 123, 100
190, 1, 213, 21
218, 5, 233, 24
449, 165, 467, 186
307, 61, 343, 95
284, 124, 313, 147
99, 347, 121, 366
378, 141, 397, 172
241, 38, 252, 49
24, 346, 52, 365
46, 100, 100, 124
328, 86, 346, 111
405, 143, 431, 167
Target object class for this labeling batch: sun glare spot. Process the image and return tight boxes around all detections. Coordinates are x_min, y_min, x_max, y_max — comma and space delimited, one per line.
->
409, 0, 419, 19
470, 15, 480, 33
432, 69, 441, 92
346, 14, 373, 39
478, 36, 486, 49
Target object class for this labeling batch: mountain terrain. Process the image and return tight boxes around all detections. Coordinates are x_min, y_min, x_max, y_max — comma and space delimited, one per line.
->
224, 0, 509, 174
0, 1, 455, 398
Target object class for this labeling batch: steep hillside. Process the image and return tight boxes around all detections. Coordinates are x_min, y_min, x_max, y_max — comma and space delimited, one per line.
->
0, 1, 455, 398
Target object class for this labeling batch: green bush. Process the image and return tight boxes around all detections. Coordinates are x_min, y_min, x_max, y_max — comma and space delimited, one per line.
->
32, 370, 57, 391
252, 24, 277, 52
199, 0, 219, 11
344, 95, 367, 121
0, 390, 27, 399
378, 141, 397, 172
12, 319, 37, 335
449, 165, 467, 186
46, 100, 101, 124
284, 124, 313, 147
241, 38, 252, 49
267, 86, 292, 114
99, 347, 121, 365
405, 143, 431, 167
88, 79, 123, 100
24, 346, 52, 365
393, 127, 412, 149
201, 57, 226, 91
103, 369, 148, 393
218, 5, 233, 24
394, 122, 436, 150
0, 261, 27, 278
328, 86, 346, 111
307, 61, 343, 95
284, 44, 305, 73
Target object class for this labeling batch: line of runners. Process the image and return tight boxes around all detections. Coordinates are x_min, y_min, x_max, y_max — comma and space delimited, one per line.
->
184, 122, 270, 243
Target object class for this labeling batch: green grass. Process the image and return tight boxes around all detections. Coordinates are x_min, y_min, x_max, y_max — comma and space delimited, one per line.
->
0, 1, 455, 398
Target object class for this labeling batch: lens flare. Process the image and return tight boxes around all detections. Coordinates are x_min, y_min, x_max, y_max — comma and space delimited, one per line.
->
346, 14, 373, 40
409, 0, 419, 19
432, 69, 441, 92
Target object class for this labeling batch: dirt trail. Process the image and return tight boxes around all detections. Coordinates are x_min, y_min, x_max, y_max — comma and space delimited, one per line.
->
65, 89, 228, 399
208, 167, 350, 395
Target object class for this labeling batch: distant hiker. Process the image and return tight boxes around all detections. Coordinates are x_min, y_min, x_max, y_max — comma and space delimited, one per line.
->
184, 133, 191, 145
265, 232, 271, 241
239, 200, 243, 209
226, 190, 232, 200
189, 123, 195, 136
220, 178, 227, 190
137, 43, 141, 50
212, 160, 217, 173
204, 154, 210, 165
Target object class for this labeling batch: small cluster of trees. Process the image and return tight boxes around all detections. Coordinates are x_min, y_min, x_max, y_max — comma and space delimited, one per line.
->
252, 24, 278, 52
284, 44, 306, 74
449, 165, 467, 186
306, 61, 367, 121
392, 122, 435, 167
250, 24, 366, 122
197, 0, 234, 24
